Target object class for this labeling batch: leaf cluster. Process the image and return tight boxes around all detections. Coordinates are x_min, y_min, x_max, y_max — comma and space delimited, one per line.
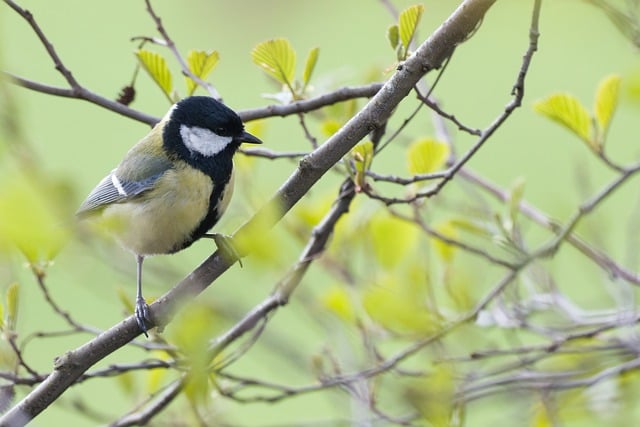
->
135, 49, 219, 102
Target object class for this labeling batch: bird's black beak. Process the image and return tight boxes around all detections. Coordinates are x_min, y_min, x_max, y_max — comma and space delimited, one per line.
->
238, 131, 262, 144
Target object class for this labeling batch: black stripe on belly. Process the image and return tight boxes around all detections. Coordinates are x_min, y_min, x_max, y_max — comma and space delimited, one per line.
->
168, 162, 233, 254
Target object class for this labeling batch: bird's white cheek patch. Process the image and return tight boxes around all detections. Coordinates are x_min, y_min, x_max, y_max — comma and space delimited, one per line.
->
180, 125, 232, 157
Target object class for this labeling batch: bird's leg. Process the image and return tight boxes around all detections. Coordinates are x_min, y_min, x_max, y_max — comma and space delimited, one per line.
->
203, 233, 243, 268
134, 254, 152, 337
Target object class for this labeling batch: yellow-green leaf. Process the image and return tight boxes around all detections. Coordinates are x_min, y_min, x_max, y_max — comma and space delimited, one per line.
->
116, 287, 135, 315
135, 50, 173, 100
594, 74, 621, 138
363, 278, 438, 335
531, 400, 554, 427
432, 220, 458, 262
185, 50, 220, 96
0, 171, 70, 261
5, 283, 19, 331
302, 47, 319, 88
370, 211, 419, 269
234, 200, 287, 266
405, 364, 455, 427
399, 5, 425, 52
115, 372, 135, 397
251, 38, 296, 89
146, 350, 172, 394
407, 138, 449, 175
291, 192, 334, 230
170, 302, 218, 404
351, 140, 374, 189
534, 93, 593, 146
321, 285, 355, 323
320, 119, 342, 137
387, 24, 400, 49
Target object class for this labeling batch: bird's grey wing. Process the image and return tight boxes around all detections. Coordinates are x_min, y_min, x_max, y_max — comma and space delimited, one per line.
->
76, 159, 171, 217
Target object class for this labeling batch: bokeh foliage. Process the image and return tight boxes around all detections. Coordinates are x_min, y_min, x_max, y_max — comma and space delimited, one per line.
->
2, 0, 640, 426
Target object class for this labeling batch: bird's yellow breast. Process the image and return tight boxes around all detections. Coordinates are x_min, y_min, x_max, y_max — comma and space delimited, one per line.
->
101, 163, 215, 256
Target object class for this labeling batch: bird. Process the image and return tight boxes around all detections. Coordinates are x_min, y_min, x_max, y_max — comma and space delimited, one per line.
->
76, 96, 262, 336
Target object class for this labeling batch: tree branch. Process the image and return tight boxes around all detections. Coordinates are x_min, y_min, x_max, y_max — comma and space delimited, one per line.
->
364, 0, 540, 205
239, 83, 383, 121
0, 1, 497, 424
5, 72, 160, 126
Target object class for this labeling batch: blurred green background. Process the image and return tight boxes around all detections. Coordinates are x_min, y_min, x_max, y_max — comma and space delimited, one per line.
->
1, 0, 640, 425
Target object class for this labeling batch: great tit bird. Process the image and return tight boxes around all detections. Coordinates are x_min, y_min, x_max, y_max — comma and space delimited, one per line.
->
77, 96, 262, 335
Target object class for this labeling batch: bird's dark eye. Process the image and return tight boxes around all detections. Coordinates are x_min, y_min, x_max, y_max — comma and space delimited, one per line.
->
214, 127, 227, 135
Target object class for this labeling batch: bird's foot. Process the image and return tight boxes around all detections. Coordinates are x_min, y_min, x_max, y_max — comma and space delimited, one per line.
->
205, 233, 243, 267
135, 296, 152, 337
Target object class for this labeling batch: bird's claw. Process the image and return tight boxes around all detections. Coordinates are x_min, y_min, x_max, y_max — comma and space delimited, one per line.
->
135, 296, 152, 337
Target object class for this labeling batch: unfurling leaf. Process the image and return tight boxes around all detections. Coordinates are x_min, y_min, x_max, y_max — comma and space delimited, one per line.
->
594, 74, 621, 141
387, 25, 400, 49
534, 93, 595, 149
351, 140, 374, 189
399, 5, 425, 53
407, 138, 449, 175
185, 50, 220, 96
135, 50, 173, 101
251, 38, 296, 90
302, 47, 320, 89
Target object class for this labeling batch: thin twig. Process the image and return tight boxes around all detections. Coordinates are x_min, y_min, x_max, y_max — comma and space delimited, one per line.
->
0, 1, 498, 423
143, 0, 221, 100
239, 147, 308, 160
458, 167, 640, 284
365, 0, 540, 205
239, 83, 383, 121
29, 265, 99, 334
5, 73, 159, 125
109, 378, 184, 427
209, 179, 356, 359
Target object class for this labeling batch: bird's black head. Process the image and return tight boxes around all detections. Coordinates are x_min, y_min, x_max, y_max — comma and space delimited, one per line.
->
163, 96, 261, 174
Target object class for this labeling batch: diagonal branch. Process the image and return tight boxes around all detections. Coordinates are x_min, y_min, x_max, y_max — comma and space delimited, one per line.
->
0, 1, 497, 424
364, 0, 540, 205
115, 178, 357, 425
210, 179, 356, 358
